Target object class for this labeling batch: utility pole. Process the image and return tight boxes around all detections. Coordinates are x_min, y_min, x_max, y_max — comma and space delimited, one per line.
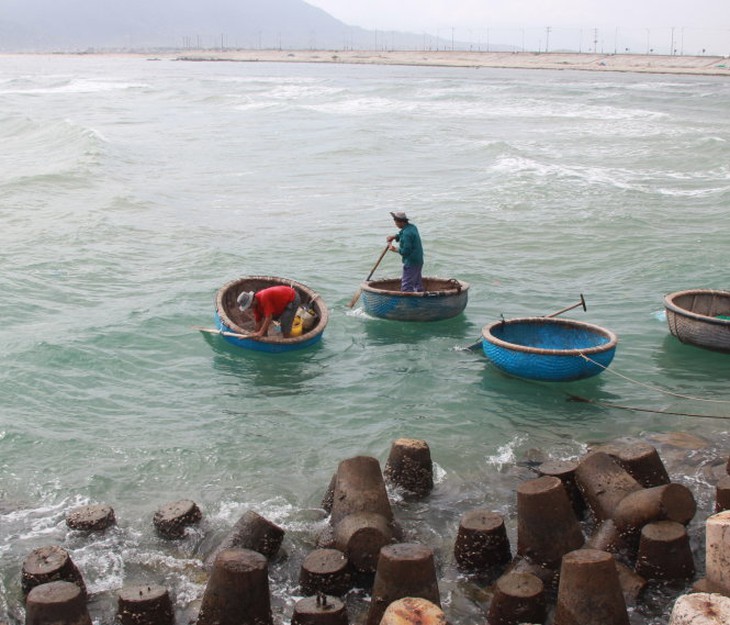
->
545, 26, 551, 52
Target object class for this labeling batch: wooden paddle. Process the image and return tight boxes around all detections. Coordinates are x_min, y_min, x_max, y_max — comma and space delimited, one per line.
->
544, 293, 587, 318
347, 242, 391, 308
193, 325, 253, 340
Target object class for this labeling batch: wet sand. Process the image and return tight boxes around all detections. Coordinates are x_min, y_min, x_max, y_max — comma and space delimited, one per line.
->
167, 49, 730, 77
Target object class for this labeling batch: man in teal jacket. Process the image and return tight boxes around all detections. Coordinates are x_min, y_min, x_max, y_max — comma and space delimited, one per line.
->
387, 211, 424, 292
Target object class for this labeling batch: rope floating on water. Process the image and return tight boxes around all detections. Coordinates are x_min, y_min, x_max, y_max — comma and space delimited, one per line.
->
569, 352, 730, 420
578, 352, 730, 404
566, 394, 730, 421
466, 344, 729, 419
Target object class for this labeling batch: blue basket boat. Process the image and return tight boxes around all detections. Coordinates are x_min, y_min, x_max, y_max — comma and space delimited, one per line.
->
664, 289, 730, 353
481, 317, 618, 381
360, 277, 469, 321
212, 276, 328, 353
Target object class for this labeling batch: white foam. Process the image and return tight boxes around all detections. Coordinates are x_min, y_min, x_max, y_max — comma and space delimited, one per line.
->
486, 435, 528, 469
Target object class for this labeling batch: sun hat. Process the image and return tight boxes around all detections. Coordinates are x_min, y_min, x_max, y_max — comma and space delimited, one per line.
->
390, 211, 409, 222
237, 291, 255, 312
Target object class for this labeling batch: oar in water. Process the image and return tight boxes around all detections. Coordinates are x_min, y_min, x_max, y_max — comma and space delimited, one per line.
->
192, 325, 253, 340
347, 242, 391, 309
461, 295, 588, 351
544, 293, 586, 319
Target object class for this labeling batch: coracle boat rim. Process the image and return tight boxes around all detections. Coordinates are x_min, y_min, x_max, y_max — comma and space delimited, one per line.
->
481, 316, 619, 357
663, 289, 730, 327
361, 277, 469, 298
215, 275, 328, 345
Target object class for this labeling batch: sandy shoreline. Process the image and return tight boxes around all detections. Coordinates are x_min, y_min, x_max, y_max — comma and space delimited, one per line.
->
4, 49, 729, 77
162, 49, 730, 77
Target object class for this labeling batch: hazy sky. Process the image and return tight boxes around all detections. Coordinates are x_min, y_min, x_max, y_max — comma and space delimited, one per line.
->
306, 0, 729, 55
306, 0, 727, 31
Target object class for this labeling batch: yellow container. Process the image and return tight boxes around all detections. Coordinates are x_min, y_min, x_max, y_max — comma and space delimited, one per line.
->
290, 315, 303, 337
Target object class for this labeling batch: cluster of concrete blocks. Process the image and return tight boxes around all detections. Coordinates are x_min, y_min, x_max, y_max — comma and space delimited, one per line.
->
14, 438, 730, 625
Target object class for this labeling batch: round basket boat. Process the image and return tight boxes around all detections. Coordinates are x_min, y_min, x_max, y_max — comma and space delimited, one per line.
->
214, 275, 328, 353
481, 317, 618, 382
360, 277, 469, 321
664, 289, 730, 353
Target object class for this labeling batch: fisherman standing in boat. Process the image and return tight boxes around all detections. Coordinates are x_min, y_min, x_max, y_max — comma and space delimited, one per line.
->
237, 286, 301, 339
387, 211, 424, 292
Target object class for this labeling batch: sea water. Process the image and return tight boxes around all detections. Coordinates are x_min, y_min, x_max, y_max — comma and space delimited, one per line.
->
1, 54, 729, 624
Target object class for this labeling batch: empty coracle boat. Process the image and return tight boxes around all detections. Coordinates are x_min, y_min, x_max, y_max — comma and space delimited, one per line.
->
481, 316, 618, 381
664, 289, 730, 353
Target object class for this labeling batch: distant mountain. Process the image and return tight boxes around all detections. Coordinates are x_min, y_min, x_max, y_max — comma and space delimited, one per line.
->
0, 0, 408, 52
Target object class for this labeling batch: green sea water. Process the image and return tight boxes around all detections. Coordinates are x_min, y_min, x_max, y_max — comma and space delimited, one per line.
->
1, 54, 729, 624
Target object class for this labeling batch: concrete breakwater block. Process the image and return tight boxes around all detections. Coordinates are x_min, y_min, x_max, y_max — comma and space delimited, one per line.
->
332, 511, 394, 574
153, 499, 202, 538
614, 559, 648, 605
321, 474, 337, 515
291, 594, 348, 625
669, 593, 730, 624
575, 452, 643, 523
537, 459, 584, 517
322, 456, 401, 574
612, 483, 696, 537
21, 545, 87, 598
197, 548, 273, 625
384, 438, 434, 497
454, 509, 511, 573
516, 476, 584, 570
65, 503, 116, 531
611, 442, 671, 488
117, 584, 174, 625
486, 571, 546, 625
366, 543, 441, 625
553, 549, 629, 625
25, 580, 92, 625
582, 526, 649, 605
635, 520, 695, 581
585, 519, 632, 557
329, 456, 394, 526
299, 548, 353, 596
206, 509, 285, 568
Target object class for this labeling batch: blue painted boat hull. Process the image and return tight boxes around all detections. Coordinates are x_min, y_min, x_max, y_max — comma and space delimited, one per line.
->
360, 277, 469, 322
481, 317, 618, 381
214, 311, 323, 353
213, 276, 328, 353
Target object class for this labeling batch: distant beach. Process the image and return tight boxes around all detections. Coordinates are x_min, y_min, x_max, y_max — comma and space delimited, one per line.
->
5, 49, 728, 76
163, 49, 730, 77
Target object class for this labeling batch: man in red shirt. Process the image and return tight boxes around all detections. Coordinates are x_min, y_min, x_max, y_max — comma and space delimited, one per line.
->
237, 285, 301, 338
